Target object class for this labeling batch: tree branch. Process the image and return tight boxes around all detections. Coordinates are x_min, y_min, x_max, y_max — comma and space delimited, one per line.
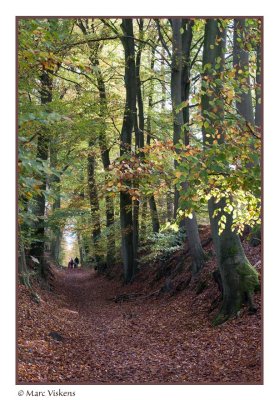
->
154, 19, 172, 59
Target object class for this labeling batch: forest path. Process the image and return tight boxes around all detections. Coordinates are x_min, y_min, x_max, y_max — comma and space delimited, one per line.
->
18, 265, 261, 384
51, 267, 200, 383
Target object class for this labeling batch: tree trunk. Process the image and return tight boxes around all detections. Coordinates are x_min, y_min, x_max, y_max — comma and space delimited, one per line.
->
171, 19, 205, 273
87, 144, 102, 266
202, 19, 259, 324
120, 19, 137, 283
149, 195, 160, 233
77, 233, 84, 266
171, 19, 184, 218
30, 71, 52, 277
140, 199, 148, 241
181, 19, 194, 144
146, 46, 160, 232
160, 52, 173, 222
49, 142, 61, 263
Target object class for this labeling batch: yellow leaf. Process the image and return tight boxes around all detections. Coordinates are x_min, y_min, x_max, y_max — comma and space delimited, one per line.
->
175, 171, 182, 178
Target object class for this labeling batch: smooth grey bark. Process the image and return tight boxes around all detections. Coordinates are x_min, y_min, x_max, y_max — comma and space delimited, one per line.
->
202, 19, 259, 323
30, 71, 52, 277
132, 19, 145, 260
120, 19, 137, 283
170, 19, 205, 274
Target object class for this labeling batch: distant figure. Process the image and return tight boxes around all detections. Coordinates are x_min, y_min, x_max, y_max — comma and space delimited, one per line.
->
68, 258, 74, 269
74, 256, 79, 268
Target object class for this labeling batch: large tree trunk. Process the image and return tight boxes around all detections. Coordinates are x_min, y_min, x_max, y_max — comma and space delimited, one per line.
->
202, 19, 259, 324
133, 21, 144, 258
171, 19, 205, 273
120, 19, 137, 283
30, 71, 52, 277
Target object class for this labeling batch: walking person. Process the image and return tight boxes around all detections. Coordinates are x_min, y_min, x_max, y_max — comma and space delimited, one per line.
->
74, 256, 79, 268
68, 258, 74, 269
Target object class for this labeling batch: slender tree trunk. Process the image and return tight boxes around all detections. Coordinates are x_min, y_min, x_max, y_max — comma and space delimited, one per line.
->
149, 195, 160, 233
77, 233, 84, 266
140, 199, 148, 241
30, 71, 52, 277
181, 19, 193, 144
160, 51, 173, 222
133, 20, 145, 256
171, 19, 184, 218
202, 19, 259, 324
49, 142, 61, 263
87, 144, 102, 266
120, 19, 137, 283
146, 46, 160, 232
166, 189, 173, 221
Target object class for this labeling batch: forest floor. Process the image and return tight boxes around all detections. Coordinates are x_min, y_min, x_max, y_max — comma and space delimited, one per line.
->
17, 227, 262, 384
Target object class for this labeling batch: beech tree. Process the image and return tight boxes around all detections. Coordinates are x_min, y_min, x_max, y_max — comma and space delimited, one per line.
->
201, 19, 259, 323
119, 18, 137, 282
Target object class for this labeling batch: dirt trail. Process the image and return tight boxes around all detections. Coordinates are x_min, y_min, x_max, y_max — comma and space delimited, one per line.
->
18, 261, 261, 384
